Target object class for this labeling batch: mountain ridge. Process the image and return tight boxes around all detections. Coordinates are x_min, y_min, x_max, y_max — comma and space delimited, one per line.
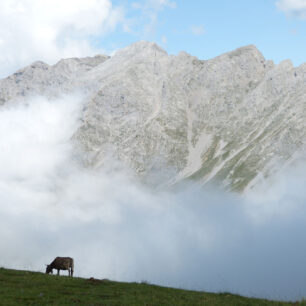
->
1, 41, 305, 191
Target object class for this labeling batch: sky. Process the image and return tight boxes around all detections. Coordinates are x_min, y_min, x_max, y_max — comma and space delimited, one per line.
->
0, 0, 306, 77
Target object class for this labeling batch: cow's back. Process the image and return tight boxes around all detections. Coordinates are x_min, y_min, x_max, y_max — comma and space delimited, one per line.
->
52, 257, 73, 269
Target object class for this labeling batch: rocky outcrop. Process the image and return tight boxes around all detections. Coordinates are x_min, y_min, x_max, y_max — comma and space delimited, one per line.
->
1, 41, 305, 191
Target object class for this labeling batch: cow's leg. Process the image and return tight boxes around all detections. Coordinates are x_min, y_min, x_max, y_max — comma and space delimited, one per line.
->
71, 268, 73, 277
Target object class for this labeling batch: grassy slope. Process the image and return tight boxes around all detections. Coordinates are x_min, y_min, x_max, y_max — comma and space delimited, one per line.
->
0, 268, 304, 305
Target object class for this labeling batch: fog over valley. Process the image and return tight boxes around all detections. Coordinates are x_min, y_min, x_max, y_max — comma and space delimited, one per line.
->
0, 93, 305, 301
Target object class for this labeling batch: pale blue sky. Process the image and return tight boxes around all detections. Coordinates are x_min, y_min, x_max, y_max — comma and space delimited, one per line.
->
0, 0, 306, 77
106, 0, 306, 65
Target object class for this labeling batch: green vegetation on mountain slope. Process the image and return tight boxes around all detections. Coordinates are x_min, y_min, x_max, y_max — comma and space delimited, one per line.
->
0, 267, 304, 305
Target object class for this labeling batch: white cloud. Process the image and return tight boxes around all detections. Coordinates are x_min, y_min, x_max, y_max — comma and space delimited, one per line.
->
276, 0, 306, 18
0, 0, 124, 78
149, 0, 176, 9
132, 0, 176, 10
0, 93, 306, 300
130, 0, 176, 37
191, 25, 205, 36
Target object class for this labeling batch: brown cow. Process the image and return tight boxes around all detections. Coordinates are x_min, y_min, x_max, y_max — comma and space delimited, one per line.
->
46, 257, 74, 277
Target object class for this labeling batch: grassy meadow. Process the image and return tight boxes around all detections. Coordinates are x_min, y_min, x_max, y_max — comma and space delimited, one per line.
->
0, 267, 304, 305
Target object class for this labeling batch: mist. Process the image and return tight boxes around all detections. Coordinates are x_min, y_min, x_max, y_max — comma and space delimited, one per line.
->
0, 95, 306, 301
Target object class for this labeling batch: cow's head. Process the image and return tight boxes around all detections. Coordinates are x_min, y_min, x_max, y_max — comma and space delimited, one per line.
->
45, 265, 53, 274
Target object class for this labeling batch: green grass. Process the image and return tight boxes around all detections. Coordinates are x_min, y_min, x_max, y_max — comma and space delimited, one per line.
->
0, 267, 304, 305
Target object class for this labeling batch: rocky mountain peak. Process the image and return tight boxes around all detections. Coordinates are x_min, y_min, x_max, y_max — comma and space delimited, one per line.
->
115, 40, 168, 57
0, 42, 305, 191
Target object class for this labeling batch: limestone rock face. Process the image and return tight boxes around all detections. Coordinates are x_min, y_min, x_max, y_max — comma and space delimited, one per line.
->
0, 55, 109, 104
1, 41, 305, 191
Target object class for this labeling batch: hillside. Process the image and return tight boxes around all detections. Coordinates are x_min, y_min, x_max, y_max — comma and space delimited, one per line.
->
0, 41, 305, 191
0, 267, 302, 305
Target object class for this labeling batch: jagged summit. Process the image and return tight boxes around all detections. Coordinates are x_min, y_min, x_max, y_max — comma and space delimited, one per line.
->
228, 44, 263, 56
116, 40, 168, 56
0, 41, 305, 191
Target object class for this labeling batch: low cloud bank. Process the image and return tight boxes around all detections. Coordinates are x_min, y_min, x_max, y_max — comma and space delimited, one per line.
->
0, 96, 306, 301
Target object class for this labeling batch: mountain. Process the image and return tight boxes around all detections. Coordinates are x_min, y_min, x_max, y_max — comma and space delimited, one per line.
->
0, 41, 305, 191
